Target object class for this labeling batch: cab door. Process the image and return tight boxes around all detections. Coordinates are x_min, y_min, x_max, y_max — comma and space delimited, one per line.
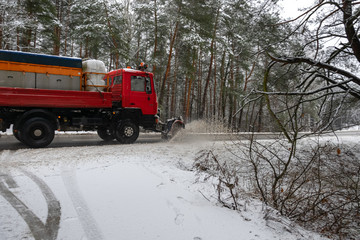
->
128, 73, 157, 115
110, 71, 123, 102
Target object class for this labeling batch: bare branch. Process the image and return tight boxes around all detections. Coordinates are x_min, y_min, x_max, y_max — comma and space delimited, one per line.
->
268, 54, 360, 86
256, 78, 354, 97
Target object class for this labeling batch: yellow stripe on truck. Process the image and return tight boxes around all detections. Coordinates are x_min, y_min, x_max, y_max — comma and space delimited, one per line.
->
0, 60, 82, 77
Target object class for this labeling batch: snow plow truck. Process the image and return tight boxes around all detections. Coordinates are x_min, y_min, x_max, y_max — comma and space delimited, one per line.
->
0, 50, 184, 148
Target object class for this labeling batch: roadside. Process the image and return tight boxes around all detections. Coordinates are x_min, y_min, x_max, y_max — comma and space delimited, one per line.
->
0, 140, 326, 240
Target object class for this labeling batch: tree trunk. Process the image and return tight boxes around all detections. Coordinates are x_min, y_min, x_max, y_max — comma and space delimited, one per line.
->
103, 0, 119, 68
170, 49, 178, 117
71, 40, 74, 57
197, 49, 202, 118
53, 0, 61, 55
166, 77, 171, 117
190, 76, 196, 121
257, 98, 263, 132
84, 37, 89, 58
53, 26, 61, 55
153, 0, 158, 73
64, 0, 72, 55
34, 30, 37, 50
233, 57, 239, 129
199, 7, 220, 118
227, 56, 234, 127
16, 28, 20, 51
25, 28, 32, 52
218, 50, 226, 119
343, 0, 360, 63
221, 53, 231, 120
185, 55, 196, 121
0, 15, 2, 49
136, 32, 140, 61
158, 14, 179, 106
79, 42, 82, 58
213, 42, 217, 118
183, 76, 189, 117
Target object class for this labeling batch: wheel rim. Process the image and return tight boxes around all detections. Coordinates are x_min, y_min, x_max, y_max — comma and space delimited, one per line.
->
115, 120, 139, 144
33, 129, 43, 137
124, 126, 134, 137
31, 126, 45, 140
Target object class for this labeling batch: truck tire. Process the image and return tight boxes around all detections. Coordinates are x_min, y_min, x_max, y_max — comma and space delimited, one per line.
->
115, 120, 139, 144
21, 117, 55, 148
97, 127, 115, 141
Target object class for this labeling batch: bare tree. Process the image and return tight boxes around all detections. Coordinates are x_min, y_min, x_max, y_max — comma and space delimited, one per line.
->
261, 0, 360, 131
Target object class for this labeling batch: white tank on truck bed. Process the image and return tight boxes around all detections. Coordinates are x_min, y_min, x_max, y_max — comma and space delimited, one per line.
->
82, 60, 107, 91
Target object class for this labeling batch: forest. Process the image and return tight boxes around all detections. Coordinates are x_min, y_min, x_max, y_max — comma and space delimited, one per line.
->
2, 1, 360, 238
1, 0, 360, 132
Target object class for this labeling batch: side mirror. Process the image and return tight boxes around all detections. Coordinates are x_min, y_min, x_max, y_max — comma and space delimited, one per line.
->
146, 86, 151, 94
145, 77, 152, 94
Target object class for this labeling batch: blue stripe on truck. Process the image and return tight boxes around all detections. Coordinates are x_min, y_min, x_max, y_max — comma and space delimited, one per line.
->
0, 50, 82, 69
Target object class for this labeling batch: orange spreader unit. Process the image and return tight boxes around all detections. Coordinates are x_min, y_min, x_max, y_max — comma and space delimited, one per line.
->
0, 50, 113, 109
0, 50, 83, 91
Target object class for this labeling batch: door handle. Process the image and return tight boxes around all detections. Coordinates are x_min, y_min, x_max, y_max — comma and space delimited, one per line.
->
130, 103, 135, 105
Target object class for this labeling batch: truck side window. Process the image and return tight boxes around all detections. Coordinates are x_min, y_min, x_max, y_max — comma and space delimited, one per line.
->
131, 76, 146, 92
114, 75, 122, 84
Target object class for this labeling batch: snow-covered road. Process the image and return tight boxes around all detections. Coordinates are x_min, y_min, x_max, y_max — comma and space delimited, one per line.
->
0, 139, 326, 240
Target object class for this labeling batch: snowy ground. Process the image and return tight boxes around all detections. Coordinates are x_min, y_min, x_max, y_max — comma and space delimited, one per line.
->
0, 134, 335, 240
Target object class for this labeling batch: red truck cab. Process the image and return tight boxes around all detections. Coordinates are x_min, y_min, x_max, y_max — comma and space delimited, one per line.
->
108, 68, 158, 116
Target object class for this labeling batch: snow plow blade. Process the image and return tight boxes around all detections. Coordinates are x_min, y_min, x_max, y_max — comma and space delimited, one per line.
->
161, 116, 185, 140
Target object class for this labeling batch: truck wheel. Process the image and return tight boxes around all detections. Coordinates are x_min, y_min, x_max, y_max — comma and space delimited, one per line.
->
21, 117, 55, 148
115, 120, 139, 144
97, 127, 115, 141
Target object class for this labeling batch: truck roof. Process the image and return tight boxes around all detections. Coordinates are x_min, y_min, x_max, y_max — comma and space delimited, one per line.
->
108, 68, 154, 76
0, 50, 82, 69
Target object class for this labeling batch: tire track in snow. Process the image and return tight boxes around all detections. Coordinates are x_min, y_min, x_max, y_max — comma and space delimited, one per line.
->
0, 151, 18, 188
0, 167, 61, 240
22, 170, 61, 240
61, 168, 104, 240
0, 180, 49, 240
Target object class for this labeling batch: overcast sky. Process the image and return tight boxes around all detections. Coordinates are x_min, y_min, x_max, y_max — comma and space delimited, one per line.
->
279, 0, 316, 19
